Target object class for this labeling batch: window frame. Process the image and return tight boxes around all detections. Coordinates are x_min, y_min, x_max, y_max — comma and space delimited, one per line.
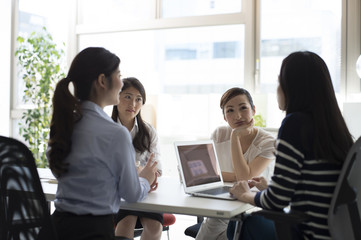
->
344, 0, 361, 100
72, 0, 256, 93
7, 0, 361, 137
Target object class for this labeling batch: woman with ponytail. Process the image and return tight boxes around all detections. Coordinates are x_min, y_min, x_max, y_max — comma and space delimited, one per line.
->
111, 77, 163, 240
48, 47, 158, 240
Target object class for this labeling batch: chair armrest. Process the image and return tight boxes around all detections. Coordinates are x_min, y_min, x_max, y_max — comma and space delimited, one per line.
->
248, 209, 309, 240
184, 216, 204, 238
252, 209, 308, 224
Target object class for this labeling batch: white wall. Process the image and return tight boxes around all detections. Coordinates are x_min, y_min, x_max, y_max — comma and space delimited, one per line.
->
0, 0, 11, 136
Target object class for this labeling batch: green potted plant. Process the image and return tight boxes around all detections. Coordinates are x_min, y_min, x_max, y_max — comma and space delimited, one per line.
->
254, 114, 266, 127
15, 27, 65, 167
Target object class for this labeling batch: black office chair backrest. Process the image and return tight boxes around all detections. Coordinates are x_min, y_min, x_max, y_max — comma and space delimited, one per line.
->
328, 137, 361, 240
0, 136, 57, 240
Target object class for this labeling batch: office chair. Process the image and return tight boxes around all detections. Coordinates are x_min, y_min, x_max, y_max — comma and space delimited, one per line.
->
249, 137, 361, 240
0, 136, 57, 240
328, 136, 361, 240
184, 216, 204, 238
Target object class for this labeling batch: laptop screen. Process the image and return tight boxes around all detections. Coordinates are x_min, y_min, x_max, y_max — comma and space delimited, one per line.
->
176, 142, 221, 187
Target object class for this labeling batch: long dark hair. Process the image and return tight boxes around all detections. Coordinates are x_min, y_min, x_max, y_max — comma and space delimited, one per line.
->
111, 77, 151, 154
279, 51, 353, 163
48, 47, 120, 177
220, 87, 255, 114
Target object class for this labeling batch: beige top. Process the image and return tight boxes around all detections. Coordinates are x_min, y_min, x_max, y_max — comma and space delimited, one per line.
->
211, 125, 275, 181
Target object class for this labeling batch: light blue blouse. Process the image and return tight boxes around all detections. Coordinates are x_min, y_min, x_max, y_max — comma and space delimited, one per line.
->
52, 101, 150, 215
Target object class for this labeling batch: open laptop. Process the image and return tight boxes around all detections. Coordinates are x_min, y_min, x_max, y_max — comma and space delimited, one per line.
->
174, 140, 236, 200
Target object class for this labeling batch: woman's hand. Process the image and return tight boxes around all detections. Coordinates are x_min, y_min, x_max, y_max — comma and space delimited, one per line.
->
136, 165, 144, 174
248, 176, 268, 191
232, 118, 255, 137
230, 180, 251, 201
149, 172, 159, 192
139, 153, 158, 189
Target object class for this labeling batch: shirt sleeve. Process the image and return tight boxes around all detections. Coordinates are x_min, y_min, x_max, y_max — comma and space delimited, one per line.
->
211, 126, 233, 172
148, 124, 162, 172
210, 128, 218, 142
211, 126, 231, 143
112, 127, 150, 203
257, 130, 276, 160
255, 114, 304, 210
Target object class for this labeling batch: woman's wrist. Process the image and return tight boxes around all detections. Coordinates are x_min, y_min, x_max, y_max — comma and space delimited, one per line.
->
239, 191, 256, 205
231, 130, 241, 141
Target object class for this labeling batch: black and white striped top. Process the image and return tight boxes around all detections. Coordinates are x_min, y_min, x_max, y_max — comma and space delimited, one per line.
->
254, 112, 342, 240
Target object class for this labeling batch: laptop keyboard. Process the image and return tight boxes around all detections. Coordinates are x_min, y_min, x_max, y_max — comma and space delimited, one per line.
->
197, 186, 231, 195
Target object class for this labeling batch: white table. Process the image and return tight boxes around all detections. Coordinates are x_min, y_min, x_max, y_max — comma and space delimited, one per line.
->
38, 169, 255, 239
119, 177, 254, 219
38, 168, 57, 201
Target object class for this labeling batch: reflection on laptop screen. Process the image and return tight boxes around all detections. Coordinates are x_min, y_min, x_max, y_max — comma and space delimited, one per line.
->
177, 143, 221, 187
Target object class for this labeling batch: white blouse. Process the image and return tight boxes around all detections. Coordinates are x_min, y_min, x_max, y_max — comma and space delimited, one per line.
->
210, 125, 275, 181
117, 117, 162, 173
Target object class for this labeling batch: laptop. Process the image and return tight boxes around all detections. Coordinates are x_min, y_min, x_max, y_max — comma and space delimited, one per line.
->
174, 140, 236, 200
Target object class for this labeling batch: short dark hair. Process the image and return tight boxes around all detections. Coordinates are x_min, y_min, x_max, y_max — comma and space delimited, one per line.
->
220, 87, 254, 115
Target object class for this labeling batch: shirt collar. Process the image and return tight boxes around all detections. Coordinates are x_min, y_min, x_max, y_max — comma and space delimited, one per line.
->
117, 116, 138, 137
82, 101, 113, 122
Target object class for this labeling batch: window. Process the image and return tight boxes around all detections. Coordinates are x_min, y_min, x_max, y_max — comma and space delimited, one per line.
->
77, 0, 154, 24
162, 0, 242, 18
79, 24, 245, 138
8, 0, 359, 175
74, 0, 251, 176
74, 0, 347, 132
259, 0, 341, 92
11, 0, 69, 139
258, 0, 342, 127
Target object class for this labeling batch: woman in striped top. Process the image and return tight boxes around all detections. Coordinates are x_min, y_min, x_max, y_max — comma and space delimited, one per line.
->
228, 51, 353, 240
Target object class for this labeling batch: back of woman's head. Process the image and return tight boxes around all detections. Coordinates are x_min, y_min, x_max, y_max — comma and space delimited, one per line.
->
111, 77, 151, 154
69, 47, 120, 100
220, 87, 254, 114
279, 51, 353, 163
49, 47, 120, 177
279, 51, 335, 113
